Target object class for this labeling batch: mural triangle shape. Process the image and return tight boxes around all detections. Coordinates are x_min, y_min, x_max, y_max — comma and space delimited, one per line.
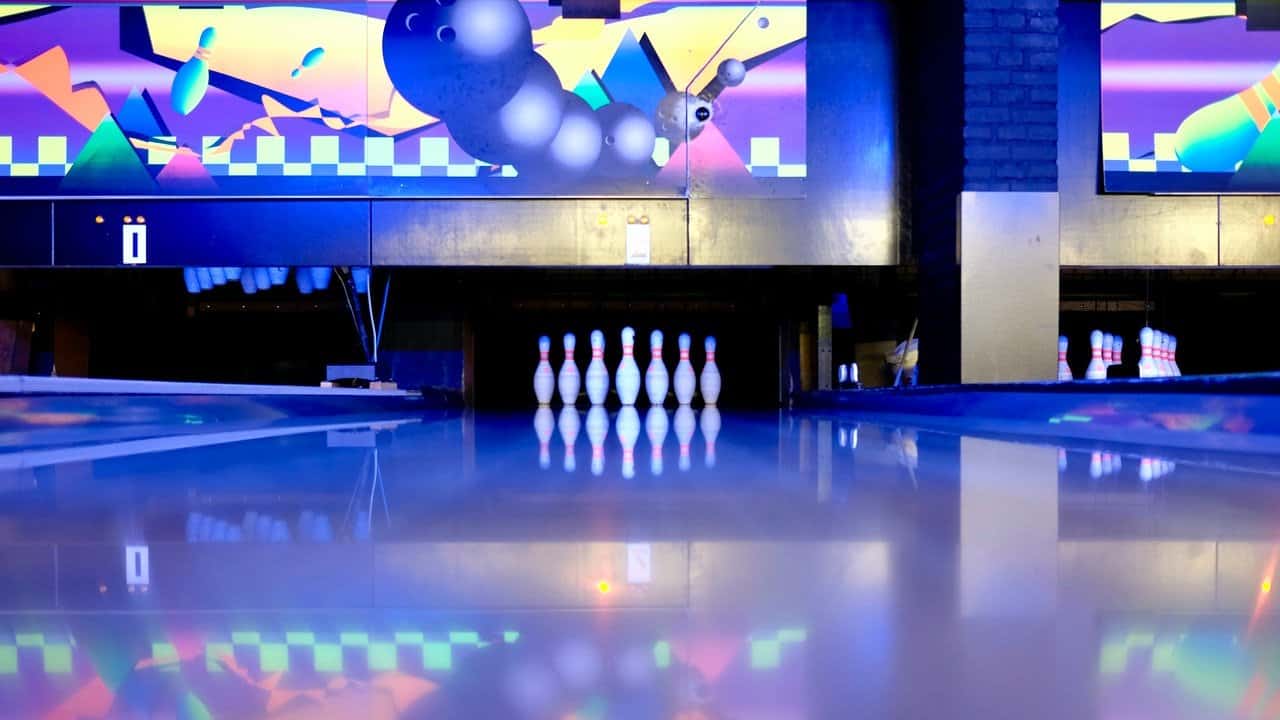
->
62, 113, 157, 193
600, 29, 669, 120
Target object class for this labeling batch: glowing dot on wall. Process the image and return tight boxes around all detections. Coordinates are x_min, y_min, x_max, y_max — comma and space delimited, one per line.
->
123, 216, 133, 224
596, 580, 612, 595
94, 215, 103, 224
1264, 214, 1275, 227
1263, 578, 1272, 593
136, 216, 146, 224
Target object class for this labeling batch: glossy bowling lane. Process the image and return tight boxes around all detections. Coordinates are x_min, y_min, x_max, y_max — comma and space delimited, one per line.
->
1, 409, 1279, 719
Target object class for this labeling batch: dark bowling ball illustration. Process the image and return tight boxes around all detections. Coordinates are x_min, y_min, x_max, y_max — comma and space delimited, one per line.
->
382, 0, 535, 120
447, 52, 567, 165
595, 102, 656, 177
519, 91, 603, 180
655, 91, 712, 145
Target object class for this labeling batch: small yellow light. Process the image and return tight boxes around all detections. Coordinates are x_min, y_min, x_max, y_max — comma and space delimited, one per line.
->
1264, 214, 1275, 227
597, 213, 609, 226
123, 215, 133, 224
136, 215, 145, 224
94, 215, 104, 224
596, 580, 611, 595
1263, 578, 1272, 593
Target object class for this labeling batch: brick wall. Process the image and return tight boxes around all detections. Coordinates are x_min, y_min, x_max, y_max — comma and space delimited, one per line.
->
963, 0, 1059, 191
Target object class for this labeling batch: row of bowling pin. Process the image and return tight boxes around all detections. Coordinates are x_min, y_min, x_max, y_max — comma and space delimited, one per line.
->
534, 405, 720, 477
535, 328, 720, 407
1059, 327, 1182, 381
1066, 451, 1177, 481
836, 363, 862, 390
182, 266, 335, 295
186, 509, 335, 543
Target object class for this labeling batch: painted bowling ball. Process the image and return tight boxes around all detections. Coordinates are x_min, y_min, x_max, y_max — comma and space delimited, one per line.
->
655, 91, 711, 145
717, 58, 746, 87
382, 0, 534, 119
519, 92, 602, 179
447, 53, 566, 165
595, 102, 656, 177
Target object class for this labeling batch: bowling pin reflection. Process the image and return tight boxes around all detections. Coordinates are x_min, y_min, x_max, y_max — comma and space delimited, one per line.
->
534, 406, 554, 469
558, 407, 580, 472
617, 406, 640, 479
645, 407, 668, 475
700, 407, 720, 468
586, 406, 609, 476
674, 405, 696, 471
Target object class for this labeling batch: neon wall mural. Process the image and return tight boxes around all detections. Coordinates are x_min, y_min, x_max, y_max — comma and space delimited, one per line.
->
0, 0, 806, 197
1101, 1, 1280, 193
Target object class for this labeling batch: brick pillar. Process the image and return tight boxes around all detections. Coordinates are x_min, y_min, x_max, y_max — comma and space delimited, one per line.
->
964, 0, 1059, 191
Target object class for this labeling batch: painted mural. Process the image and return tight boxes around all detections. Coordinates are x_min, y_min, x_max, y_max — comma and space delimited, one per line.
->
1101, 1, 1280, 193
0, 0, 806, 196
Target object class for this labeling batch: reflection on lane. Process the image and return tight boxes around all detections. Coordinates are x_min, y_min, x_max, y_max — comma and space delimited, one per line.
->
0, 412, 1276, 717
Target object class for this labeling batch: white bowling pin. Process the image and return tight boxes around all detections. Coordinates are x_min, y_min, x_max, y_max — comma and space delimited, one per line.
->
700, 336, 721, 406
586, 405, 609, 476
1102, 333, 1115, 367
1085, 330, 1107, 380
559, 333, 581, 406
558, 407, 580, 472
534, 336, 555, 406
673, 333, 696, 404
1112, 338, 1124, 372
700, 406, 721, 468
1139, 457, 1154, 482
1089, 451, 1103, 479
1138, 327, 1158, 378
645, 330, 669, 406
674, 405, 695, 471
1057, 336, 1073, 381
1169, 336, 1182, 376
616, 327, 641, 405
617, 405, 640, 479
534, 406, 554, 469
586, 330, 609, 405
1158, 332, 1172, 377
838, 364, 849, 389
645, 407, 668, 475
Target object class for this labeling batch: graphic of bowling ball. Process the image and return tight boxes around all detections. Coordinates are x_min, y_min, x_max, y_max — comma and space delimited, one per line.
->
447, 53, 566, 165
383, 0, 535, 119
717, 58, 746, 87
519, 92, 603, 179
655, 91, 711, 145
595, 102, 656, 177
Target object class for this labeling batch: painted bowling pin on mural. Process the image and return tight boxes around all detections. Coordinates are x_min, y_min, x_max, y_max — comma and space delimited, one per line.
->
172, 26, 216, 116
586, 330, 609, 405
645, 330, 669, 406
616, 327, 641, 405
700, 336, 721, 405
673, 333, 696, 405
534, 336, 555, 405
1175, 62, 1280, 172
558, 333, 580, 406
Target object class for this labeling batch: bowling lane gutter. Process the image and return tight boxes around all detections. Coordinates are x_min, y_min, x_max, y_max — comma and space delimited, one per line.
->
795, 373, 1280, 454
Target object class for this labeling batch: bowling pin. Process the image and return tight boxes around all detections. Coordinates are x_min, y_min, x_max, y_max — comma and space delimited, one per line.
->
838, 364, 849, 389
1101, 452, 1114, 476
617, 405, 640, 479
1057, 336, 1073, 381
586, 405, 609, 476
700, 406, 721, 468
1138, 327, 1158, 378
700, 336, 721, 406
1112, 338, 1124, 372
171, 26, 216, 116
645, 330, 669, 406
1159, 333, 1172, 377
1174, 61, 1280, 172
1169, 336, 1182, 376
559, 333, 581, 406
1085, 330, 1107, 380
1102, 333, 1115, 367
534, 406, 554, 469
674, 405, 696, 471
1139, 457, 1154, 482
586, 330, 609, 405
558, 406, 580, 472
616, 327, 641, 405
533, 336, 555, 406
850, 362, 860, 386
645, 406, 668, 475
1090, 451, 1103, 479
673, 333, 696, 404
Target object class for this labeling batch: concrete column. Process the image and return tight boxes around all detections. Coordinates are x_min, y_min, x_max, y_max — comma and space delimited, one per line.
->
959, 191, 1059, 383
